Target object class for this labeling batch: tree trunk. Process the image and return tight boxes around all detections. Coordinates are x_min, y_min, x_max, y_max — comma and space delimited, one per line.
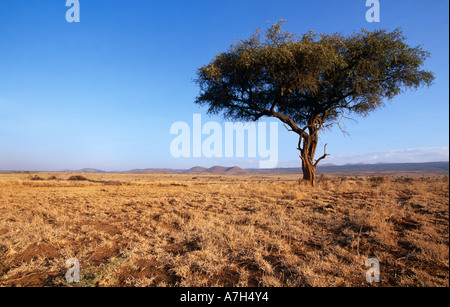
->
301, 157, 316, 186
299, 126, 321, 186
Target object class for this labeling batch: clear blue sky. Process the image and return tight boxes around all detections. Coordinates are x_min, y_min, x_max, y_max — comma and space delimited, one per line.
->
0, 0, 448, 171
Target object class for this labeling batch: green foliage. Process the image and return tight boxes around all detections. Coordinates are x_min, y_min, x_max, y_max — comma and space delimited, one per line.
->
195, 21, 434, 131
195, 20, 434, 183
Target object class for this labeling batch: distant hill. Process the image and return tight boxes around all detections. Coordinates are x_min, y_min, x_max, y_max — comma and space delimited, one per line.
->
224, 166, 249, 175
183, 166, 248, 175
194, 166, 249, 175
204, 166, 229, 174
185, 166, 208, 174
46, 161, 449, 176
317, 161, 449, 175
248, 161, 449, 175
126, 169, 170, 174
63, 168, 106, 173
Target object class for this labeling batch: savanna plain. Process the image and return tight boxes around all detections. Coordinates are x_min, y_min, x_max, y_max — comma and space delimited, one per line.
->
0, 172, 448, 287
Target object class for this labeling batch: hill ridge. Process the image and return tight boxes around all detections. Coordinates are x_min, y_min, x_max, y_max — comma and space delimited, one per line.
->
3, 161, 446, 175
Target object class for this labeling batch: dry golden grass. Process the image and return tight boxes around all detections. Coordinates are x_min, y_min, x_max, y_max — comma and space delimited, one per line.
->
0, 173, 448, 287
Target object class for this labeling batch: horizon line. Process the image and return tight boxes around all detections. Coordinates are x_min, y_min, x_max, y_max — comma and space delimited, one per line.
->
1, 160, 449, 173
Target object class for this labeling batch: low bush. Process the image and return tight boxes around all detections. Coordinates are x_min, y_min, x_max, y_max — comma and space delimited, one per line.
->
68, 175, 89, 181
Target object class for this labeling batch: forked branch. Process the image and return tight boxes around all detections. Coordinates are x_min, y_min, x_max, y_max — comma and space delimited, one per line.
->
314, 143, 330, 168
337, 107, 356, 136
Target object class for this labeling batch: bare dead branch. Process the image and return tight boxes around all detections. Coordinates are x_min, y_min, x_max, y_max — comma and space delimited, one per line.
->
337, 107, 356, 137
314, 143, 330, 168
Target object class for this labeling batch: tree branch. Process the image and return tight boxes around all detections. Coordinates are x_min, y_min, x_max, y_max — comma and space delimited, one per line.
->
297, 135, 303, 151
336, 107, 357, 136
282, 123, 293, 133
313, 143, 330, 168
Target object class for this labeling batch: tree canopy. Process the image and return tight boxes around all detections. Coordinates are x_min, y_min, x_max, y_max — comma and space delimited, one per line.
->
195, 21, 435, 185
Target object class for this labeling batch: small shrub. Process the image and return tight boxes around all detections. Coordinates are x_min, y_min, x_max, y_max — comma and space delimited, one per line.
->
29, 175, 44, 181
368, 176, 387, 186
393, 177, 414, 184
68, 175, 89, 181
317, 174, 329, 183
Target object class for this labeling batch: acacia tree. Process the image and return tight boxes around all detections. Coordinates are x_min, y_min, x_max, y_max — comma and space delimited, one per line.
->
195, 21, 434, 185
